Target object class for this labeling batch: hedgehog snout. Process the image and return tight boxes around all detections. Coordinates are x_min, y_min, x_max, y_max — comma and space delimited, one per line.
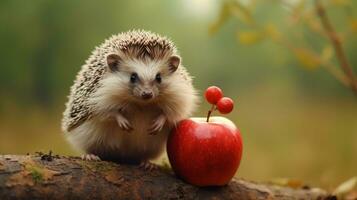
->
141, 91, 153, 100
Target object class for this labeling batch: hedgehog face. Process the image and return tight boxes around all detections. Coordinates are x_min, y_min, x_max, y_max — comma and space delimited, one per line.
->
106, 53, 180, 104
128, 61, 161, 102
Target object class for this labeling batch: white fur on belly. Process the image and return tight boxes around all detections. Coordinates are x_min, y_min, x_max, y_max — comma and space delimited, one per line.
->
65, 105, 170, 163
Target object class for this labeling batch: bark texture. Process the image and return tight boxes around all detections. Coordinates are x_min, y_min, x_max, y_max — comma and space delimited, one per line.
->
0, 155, 334, 200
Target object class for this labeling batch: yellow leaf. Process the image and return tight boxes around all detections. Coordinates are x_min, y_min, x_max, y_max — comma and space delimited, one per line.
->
209, 0, 255, 35
237, 31, 263, 45
333, 177, 357, 198
270, 178, 304, 189
285, 0, 306, 13
209, 2, 231, 35
351, 19, 357, 33
293, 48, 321, 69
247, 0, 257, 10
228, 1, 255, 25
321, 45, 333, 63
331, 0, 351, 6
264, 24, 282, 41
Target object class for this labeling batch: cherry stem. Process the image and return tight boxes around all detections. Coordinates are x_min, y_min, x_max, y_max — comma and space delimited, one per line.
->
206, 104, 216, 122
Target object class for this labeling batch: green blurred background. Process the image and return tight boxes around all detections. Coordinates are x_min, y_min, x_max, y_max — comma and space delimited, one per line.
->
0, 0, 356, 189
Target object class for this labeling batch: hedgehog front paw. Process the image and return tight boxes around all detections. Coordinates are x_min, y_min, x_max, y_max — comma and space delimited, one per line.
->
116, 114, 133, 132
81, 154, 101, 161
148, 115, 166, 135
139, 161, 158, 171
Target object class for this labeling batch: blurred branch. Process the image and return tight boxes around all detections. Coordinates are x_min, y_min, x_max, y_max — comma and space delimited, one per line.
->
210, 0, 357, 95
275, 38, 350, 87
315, 0, 357, 96
212, 0, 357, 95
321, 60, 350, 87
264, 23, 350, 87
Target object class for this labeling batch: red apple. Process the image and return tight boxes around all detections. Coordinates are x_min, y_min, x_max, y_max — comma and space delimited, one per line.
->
167, 117, 243, 186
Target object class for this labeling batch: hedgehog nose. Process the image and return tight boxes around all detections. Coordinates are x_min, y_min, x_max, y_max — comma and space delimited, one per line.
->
141, 91, 153, 100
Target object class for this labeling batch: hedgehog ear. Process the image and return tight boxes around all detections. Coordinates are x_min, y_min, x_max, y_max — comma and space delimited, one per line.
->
106, 54, 122, 72
168, 55, 180, 73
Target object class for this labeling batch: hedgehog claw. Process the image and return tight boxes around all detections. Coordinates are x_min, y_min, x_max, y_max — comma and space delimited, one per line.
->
148, 115, 166, 135
81, 154, 101, 161
116, 114, 133, 132
139, 161, 158, 171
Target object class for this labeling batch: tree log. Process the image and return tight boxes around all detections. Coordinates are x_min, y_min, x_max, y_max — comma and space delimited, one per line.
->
0, 155, 334, 200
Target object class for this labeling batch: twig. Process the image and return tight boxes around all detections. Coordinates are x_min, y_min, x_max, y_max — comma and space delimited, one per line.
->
314, 0, 357, 96
206, 104, 215, 122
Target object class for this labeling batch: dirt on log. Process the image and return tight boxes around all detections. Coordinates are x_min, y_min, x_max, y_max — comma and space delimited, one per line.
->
0, 155, 334, 200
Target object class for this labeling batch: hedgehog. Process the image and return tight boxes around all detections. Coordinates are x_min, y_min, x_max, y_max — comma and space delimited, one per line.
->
62, 30, 198, 168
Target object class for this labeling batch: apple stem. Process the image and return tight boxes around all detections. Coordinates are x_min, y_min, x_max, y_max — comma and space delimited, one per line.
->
206, 104, 216, 122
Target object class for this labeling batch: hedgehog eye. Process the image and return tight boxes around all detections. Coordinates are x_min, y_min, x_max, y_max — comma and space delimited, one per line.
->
130, 73, 138, 83
155, 73, 162, 83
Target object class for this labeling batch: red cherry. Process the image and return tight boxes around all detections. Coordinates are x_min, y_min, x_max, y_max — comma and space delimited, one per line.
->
216, 97, 234, 114
205, 86, 223, 105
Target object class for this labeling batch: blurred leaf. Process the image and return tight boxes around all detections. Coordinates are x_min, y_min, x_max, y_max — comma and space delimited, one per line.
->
333, 177, 357, 198
237, 30, 264, 45
209, 0, 255, 35
287, 0, 306, 23
321, 45, 333, 63
305, 17, 324, 35
247, 0, 257, 10
209, 2, 231, 35
264, 23, 282, 41
270, 178, 304, 189
292, 0, 306, 12
293, 48, 321, 69
350, 19, 357, 33
331, 0, 351, 6
229, 1, 255, 25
